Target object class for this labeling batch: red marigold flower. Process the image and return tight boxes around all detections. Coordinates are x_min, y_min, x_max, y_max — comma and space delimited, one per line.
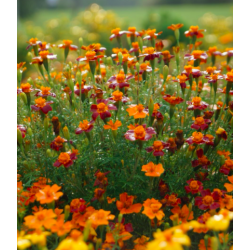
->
124, 124, 156, 141
74, 80, 93, 96
146, 140, 167, 156
53, 151, 77, 168
204, 134, 214, 146
195, 189, 220, 210
170, 205, 194, 224
116, 192, 142, 214
139, 47, 162, 62
182, 65, 203, 78
50, 136, 67, 151
206, 73, 224, 83
107, 73, 134, 89
35, 86, 56, 98
75, 120, 94, 134
94, 170, 110, 188
185, 26, 205, 38
174, 74, 189, 89
58, 40, 78, 50
70, 198, 87, 213
186, 132, 210, 145
161, 50, 175, 65
91, 188, 106, 202
165, 138, 178, 154
163, 95, 184, 106
187, 97, 208, 111
185, 178, 203, 194
192, 149, 211, 169
220, 159, 233, 175
90, 99, 117, 121
31, 97, 53, 114
162, 193, 181, 207
191, 116, 210, 131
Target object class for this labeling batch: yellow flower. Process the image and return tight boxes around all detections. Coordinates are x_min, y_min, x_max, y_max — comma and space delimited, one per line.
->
56, 238, 88, 250
24, 232, 51, 247
206, 209, 233, 231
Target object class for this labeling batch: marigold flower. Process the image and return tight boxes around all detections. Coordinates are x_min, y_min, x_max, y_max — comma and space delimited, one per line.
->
75, 120, 94, 134
187, 97, 208, 111
24, 209, 56, 229
185, 50, 208, 63
89, 209, 115, 228
142, 198, 165, 220
165, 138, 178, 154
56, 238, 88, 250
90, 99, 117, 121
107, 197, 116, 204
146, 141, 167, 156
50, 136, 67, 151
74, 80, 93, 96
195, 189, 220, 210
53, 151, 77, 168
31, 97, 53, 114
36, 184, 63, 204
70, 198, 87, 213
163, 94, 184, 106
220, 194, 233, 210
224, 175, 233, 192
141, 162, 164, 177
31, 50, 57, 64
220, 159, 233, 175
168, 23, 184, 31
182, 65, 203, 78
216, 127, 228, 140
103, 120, 122, 130
207, 46, 222, 56
191, 116, 210, 131
20, 83, 33, 93
147, 228, 190, 250
162, 193, 181, 207
139, 47, 162, 62
58, 40, 78, 50
107, 73, 134, 89
94, 170, 110, 188
206, 209, 233, 231
170, 205, 194, 223
192, 148, 211, 169
185, 25, 205, 38
35, 86, 56, 98
82, 43, 106, 52
26, 37, 41, 50
116, 192, 142, 214
92, 188, 106, 202
51, 220, 72, 237
126, 104, 149, 119
134, 236, 149, 250
185, 178, 203, 194
144, 29, 163, 40
125, 124, 156, 141
110, 28, 131, 40
186, 132, 210, 145
108, 90, 129, 103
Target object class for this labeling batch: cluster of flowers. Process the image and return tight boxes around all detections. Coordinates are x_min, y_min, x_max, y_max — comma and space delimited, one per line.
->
17, 24, 233, 250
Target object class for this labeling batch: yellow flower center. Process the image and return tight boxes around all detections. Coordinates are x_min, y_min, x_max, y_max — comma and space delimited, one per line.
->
136, 104, 145, 113
35, 97, 46, 108
134, 126, 146, 140
140, 63, 148, 71
58, 153, 70, 165
128, 27, 136, 33
97, 103, 108, 113
147, 29, 156, 37
190, 26, 199, 32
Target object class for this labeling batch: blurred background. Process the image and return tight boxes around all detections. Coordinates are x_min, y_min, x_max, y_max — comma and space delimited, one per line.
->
17, 0, 233, 63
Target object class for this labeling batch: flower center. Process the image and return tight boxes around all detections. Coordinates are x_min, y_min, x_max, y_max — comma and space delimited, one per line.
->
190, 26, 199, 32
21, 83, 31, 93
132, 42, 139, 49
54, 136, 65, 145
147, 29, 156, 37
39, 50, 49, 59
192, 50, 203, 59
136, 104, 145, 113
112, 90, 123, 101
190, 180, 198, 190
35, 97, 46, 108
195, 117, 205, 125
37, 214, 45, 221
192, 97, 201, 106
128, 27, 136, 33
58, 153, 70, 165
86, 51, 96, 60
79, 120, 90, 131
134, 126, 146, 140
97, 103, 108, 113
41, 86, 51, 95
63, 40, 73, 46
192, 132, 203, 143
203, 195, 213, 205
143, 47, 155, 55
153, 141, 163, 151
116, 74, 125, 83
111, 28, 121, 35
162, 50, 170, 59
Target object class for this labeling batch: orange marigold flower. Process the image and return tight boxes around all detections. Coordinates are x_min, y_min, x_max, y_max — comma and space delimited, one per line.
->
162, 193, 181, 207
75, 120, 94, 134
224, 175, 233, 192
170, 205, 194, 223
116, 192, 142, 214
141, 162, 164, 177
24, 209, 56, 229
58, 40, 78, 50
144, 29, 162, 39
126, 104, 149, 119
51, 220, 72, 236
89, 209, 115, 228
36, 184, 63, 204
103, 120, 122, 130
220, 194, 233, 210
134, 236, 149, 250
107, 197, 116, 204
125, 124, 156, 141
185, 25, 205, 38
142, 198, 165, 220
20, 83, 33, 93
167, 23, 184, 31
163, 94, 184, 106
53, 152, 77, 168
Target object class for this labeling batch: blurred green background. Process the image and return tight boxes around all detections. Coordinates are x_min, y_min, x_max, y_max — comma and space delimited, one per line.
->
17, 0, 233, 63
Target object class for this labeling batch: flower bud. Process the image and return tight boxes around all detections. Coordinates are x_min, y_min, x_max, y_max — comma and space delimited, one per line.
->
118, 213, 123, 223
118, 52, 123, 65
121, 159, 124, 167
79, 37, 83, 48
20, 92, 27, 105
17, 70, 22, 84
138, 36, 143, 52
63, 126, 70, 141
64, 205, 70, 221
27, 52, 33, 62
188, 203, 192, 213
164, 222, 170, 230
106, 57, 113, 66
17, 129, 23, 145
76, 72, 82, 86
220, 155, 226, 165
44, 117, 49, 131
27, 77, 33, 85
211, 236, 219, 250
24, 140, 31, 152
163, 65, 169, 83
68, 78, 74, 92
204, 235, 210, 249
136, 62, 140, 73
174, 29, 180, 41
83, 220, 91, 241
46, 149, 52, 157
27, 128, 33, 136
148, 96, 154, 117
68, 61, 73, 68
